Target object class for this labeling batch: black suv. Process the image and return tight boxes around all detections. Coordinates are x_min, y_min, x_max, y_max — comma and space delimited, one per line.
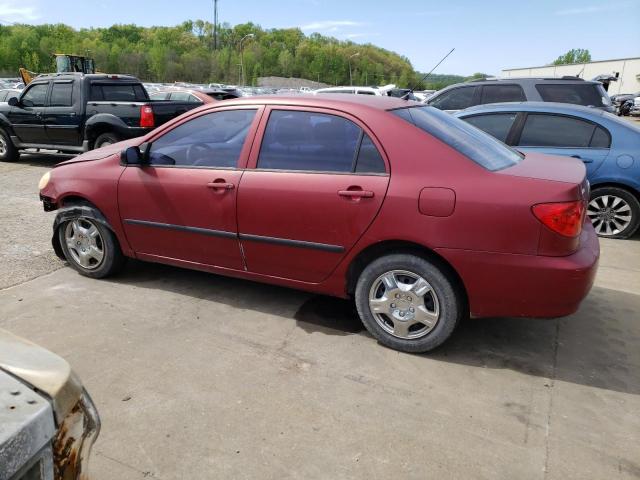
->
426, 77, 614, 113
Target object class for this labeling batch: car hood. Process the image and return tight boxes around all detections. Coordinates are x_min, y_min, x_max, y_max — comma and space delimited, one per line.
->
0, 328, 83, 421
56, 137, 141, 167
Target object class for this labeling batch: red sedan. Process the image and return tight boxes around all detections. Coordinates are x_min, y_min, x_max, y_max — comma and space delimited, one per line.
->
38, 95, 599, 352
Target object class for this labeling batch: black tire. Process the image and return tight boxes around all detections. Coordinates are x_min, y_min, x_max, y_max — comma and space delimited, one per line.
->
588, 187, 640, 239
0, 128, 19, 162
94, 132, 120, 149
355, 254, 462, 353
58, 211, 126, 278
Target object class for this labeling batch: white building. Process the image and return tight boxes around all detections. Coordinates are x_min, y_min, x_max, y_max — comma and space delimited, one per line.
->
502, 57, 640, 95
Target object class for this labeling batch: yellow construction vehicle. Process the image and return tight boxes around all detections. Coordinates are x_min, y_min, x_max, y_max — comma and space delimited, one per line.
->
19, 53, 96, 85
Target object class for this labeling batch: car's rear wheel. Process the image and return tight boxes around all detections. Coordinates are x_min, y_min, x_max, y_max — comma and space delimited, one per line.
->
94, 132, 120, 149
58, 215, 125, 278
587, 187, 640, 239
0, 128, 19, 162
355, 254, 461, 353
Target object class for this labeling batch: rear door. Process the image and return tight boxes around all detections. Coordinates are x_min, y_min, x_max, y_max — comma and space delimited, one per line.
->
7, 81, 49, 143
43, 79, 82, 146
513, 113, 610, 175
236, 107, 390, 283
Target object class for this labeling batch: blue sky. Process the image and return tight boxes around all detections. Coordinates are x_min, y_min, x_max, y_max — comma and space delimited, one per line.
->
0, 0, 638, 75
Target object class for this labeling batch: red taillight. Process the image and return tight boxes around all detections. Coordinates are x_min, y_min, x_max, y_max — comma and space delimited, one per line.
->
532, 201, 585, 237
140, 105, 155, 128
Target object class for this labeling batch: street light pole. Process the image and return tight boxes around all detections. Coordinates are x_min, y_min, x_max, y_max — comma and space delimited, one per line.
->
239, 33, 254, 86
349, 52, 360, 86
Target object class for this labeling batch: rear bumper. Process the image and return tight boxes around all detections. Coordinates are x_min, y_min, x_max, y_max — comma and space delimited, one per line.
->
437, 222, 600, 318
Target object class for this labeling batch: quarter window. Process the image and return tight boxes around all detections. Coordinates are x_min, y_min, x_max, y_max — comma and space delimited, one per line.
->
429, 86, 478, 111
519, 114, 603, 148
590, 126, 611, 148
257, 110, 362, 172
355, 134, 386, 173
21, 83, 48, 107
148, 109, 257, 167
480, 85, 526, 104
463, 113, 518, 143
50, 82, 74, 107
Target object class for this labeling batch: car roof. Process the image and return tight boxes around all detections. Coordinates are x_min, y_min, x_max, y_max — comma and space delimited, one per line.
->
211, 94, 418, 111
456, 101, 609, 118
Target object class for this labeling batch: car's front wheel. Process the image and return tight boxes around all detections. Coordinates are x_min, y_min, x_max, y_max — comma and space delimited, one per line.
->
355, 254, 462, 353
587, 187, 640, 239
58, 215, 125, 278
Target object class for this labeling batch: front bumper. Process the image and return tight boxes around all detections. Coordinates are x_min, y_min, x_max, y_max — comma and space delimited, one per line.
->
437, 222, 600, 318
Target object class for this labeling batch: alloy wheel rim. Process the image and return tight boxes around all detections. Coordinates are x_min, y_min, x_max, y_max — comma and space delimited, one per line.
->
587, 195, 632, 236
0, 136, 6, 155
64, 219, 105, 270
368, 270, 440, 340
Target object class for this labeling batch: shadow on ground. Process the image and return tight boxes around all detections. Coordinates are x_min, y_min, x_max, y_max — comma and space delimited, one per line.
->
105, 260, 640, 396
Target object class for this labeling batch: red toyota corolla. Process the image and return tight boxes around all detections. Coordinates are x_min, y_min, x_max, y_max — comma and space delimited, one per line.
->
38, 95, 599, 352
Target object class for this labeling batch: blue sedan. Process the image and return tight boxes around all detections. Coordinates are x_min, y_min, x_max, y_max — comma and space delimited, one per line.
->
455, 102, 640, 238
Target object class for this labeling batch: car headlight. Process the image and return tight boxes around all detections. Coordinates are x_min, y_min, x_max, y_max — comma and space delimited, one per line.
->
38, 171, 51, 190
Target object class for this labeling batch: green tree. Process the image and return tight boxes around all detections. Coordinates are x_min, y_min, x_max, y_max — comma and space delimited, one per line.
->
553, 49, 591, 65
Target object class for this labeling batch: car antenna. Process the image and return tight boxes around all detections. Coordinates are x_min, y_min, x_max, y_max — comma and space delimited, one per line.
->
402, 47, 455, 100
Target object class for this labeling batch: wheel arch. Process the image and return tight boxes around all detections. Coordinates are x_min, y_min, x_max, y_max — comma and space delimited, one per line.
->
345, 240, 469, 313
590, 181, 640, 201
51, 197, 120, 260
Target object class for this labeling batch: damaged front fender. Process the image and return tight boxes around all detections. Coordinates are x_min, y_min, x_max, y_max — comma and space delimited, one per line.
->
51, 205, 114, 260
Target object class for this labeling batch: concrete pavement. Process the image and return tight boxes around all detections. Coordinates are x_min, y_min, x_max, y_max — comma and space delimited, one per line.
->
0, 156, 639, 479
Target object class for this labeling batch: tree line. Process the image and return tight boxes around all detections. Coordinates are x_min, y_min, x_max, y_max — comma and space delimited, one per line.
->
0, 20, 431, 87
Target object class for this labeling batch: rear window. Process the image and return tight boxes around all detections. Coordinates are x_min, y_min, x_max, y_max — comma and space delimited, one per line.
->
392, 106, 523, 171
90, 83, 148, 101
535, 83, 610, 107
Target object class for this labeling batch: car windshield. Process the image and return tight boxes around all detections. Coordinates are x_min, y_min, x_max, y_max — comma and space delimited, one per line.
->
391, 106, 523, 171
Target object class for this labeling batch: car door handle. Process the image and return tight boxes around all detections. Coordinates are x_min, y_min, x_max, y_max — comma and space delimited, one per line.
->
338, 189, 374, 198
570, 154, 593, 163
207, 180, 235, 190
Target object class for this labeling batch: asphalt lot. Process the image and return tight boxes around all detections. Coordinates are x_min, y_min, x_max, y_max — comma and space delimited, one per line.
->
1, 153, 639, 479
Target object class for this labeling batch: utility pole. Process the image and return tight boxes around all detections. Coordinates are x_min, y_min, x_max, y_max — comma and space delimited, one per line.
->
213, 0, 218, 50
349, 52, 360, 86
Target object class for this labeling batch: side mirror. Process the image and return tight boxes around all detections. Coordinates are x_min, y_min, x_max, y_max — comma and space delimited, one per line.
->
8, 97, 19, 107
121, 146, 143, 165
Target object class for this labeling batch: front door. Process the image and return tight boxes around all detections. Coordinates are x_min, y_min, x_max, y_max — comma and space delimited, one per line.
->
237, 108, 390, 283
118, 107, 261, 270
43, 80, 82, 146
8, 81, 49, 144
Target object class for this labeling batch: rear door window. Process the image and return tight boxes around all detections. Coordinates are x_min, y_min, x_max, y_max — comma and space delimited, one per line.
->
480, 85, 526, 104
519, 114, 601, 147
90, 83, 148, 101
257, 110, 363, 172
429, 86, 478, 111
535, 84, 607, 107
462, 113, 518, 143
50, 81, 74, 107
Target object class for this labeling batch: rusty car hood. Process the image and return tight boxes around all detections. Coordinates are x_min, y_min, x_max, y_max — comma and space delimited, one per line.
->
0, 329, 83, 421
